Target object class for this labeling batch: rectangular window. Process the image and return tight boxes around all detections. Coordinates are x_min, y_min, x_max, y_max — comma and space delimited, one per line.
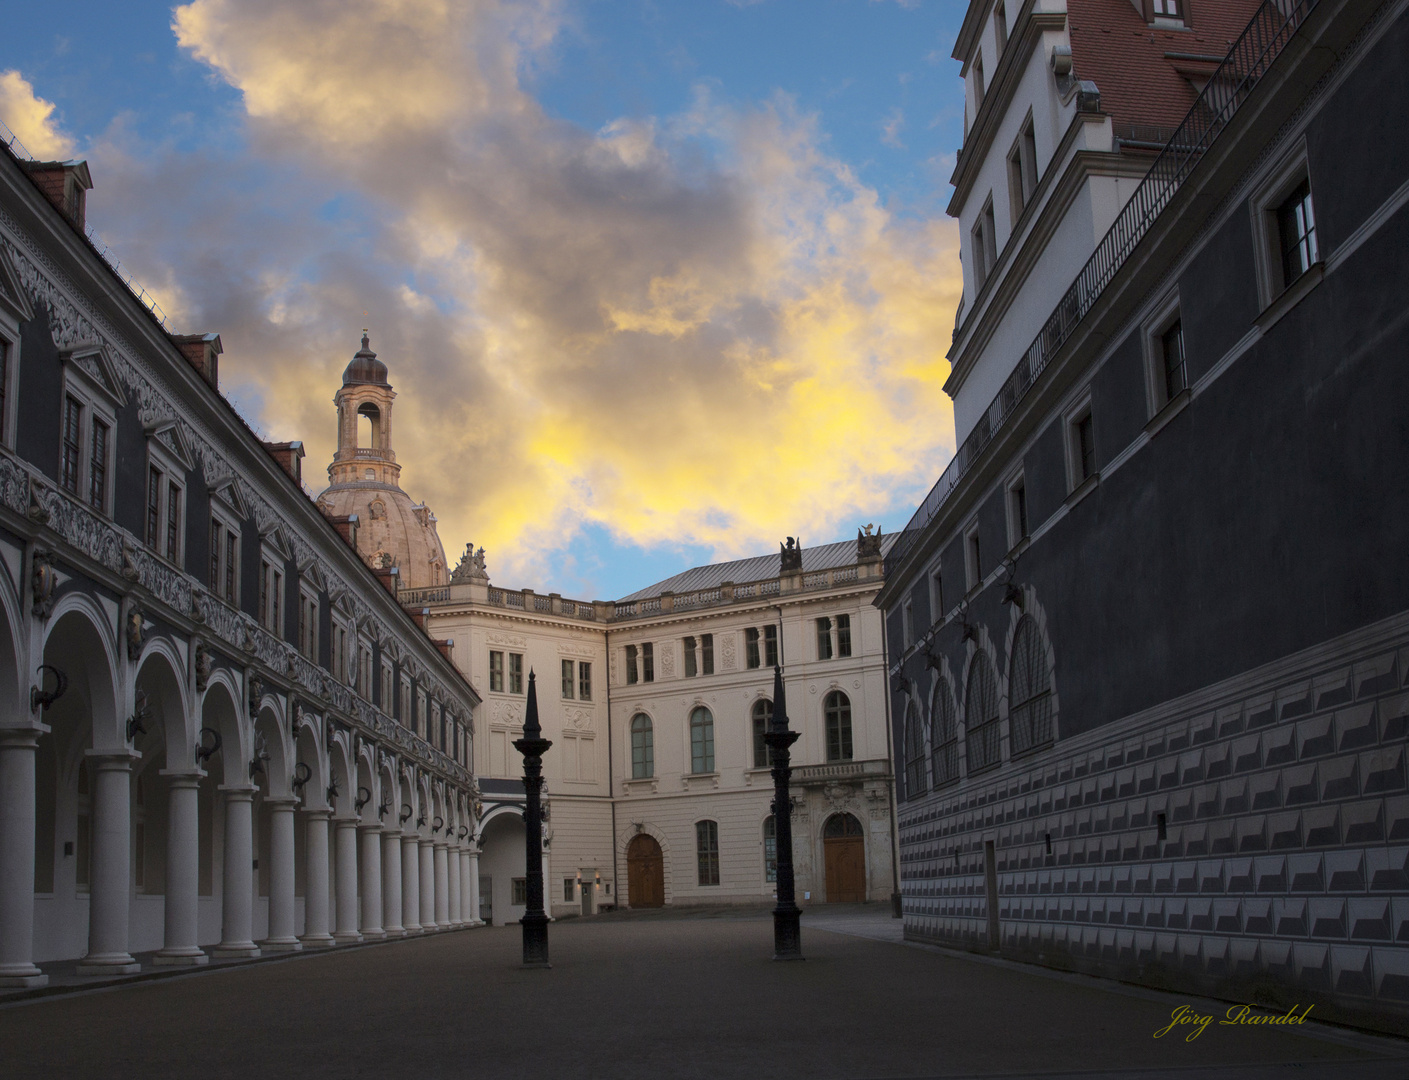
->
904, 600, 915, 646
684, 636, 697, 678
1076, 413, 1096, 482
61, 396, 82, 494
642, 642, 654, 683
259, 559, 269, 625
401, 680, 411, 725
966, 528, 982, 592
1008, 117, 1038, 220
1009, 478, 1028, 545
973, 52, 985, 106
165, 481, 181, 563
489, 651, 504, 693
1161, 319, 1187, 403
837, 614, 852, 658
932, 570, 945, 619
701, 634, 713, 675
763, 625, 778, 668
564, 878, 575, 903
210, 519, 222, 595
816, 617, 833, 660
745, 628, 761, 669
578, 662, 591, 701
147, 467, 161, 547
1277, 179, 1318, 288
509, 652, 524, 694
764, 817, 777, 884
381, 662, 394, 714
753, 709, 770, 769
511, 878, 527, 906
225, 530, 238, 603
625, 644, 638, 685
993, 0, 1008, 52
561, 658, 574, 699
298, 592, 318, 660
88, 418, 108, 511
1152, 0, 1181, 16
695, 820, 720, 887
0, 340, 7, 444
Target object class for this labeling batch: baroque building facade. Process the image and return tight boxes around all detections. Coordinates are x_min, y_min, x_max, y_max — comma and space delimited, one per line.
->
878, 0, 1408, 1032
406, 532, 899, 923
0, 142, 481, 988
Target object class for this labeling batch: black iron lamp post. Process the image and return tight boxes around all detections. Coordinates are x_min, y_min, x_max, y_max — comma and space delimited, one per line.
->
764, 662, 803, 961
513, 669, 552, 968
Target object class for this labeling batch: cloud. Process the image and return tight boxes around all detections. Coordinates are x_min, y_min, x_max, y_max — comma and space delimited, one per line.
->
99, 0, 962, 594
880, 106, 906, 149
0, 70, 76, 159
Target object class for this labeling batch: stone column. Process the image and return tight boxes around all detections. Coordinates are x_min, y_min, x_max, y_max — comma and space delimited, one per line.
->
77, 752, 140, 975
466, 844, 483, 926
333, 817, 362, 944
382, 830, 404, 938
433, 840, 450, 928
359, 823, 385, 941
213, 787, 261, 958
447, 844, 462, 928
262, 797, 301, 952
419, 839, 435, 931
0, 728, 48, 986
456, 846, 471, 925
300, 809, 335, 948
153, 771, 207, 966
401, 833, 422, 934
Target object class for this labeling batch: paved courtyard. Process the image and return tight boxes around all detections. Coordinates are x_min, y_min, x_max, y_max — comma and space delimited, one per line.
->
1, 907, 1405, 1080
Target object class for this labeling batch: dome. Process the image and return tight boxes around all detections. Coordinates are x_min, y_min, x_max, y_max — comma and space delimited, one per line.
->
317, 483, 449, 590
342, 333, 389, 386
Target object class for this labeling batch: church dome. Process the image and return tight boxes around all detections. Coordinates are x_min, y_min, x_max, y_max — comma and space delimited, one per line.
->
342, 333, 389, 386
318, 484, 449, 590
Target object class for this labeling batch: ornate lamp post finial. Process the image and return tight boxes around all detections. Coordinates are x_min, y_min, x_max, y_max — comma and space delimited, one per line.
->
513, 669, 552, 968
765, 662, 804, 960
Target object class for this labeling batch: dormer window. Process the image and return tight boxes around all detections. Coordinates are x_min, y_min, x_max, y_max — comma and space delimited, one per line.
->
1152, 0, 1182, 18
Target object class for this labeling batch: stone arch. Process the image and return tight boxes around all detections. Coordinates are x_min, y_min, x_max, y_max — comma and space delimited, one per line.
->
355, 742, 378, 826
41, 593, 121, 749
326, 730, 356, 818
1000, 587, 1061, 750
960, 633, 1003, 777
0, 555, 24, 720
128, 640, 190, 934
928, 665, 960, 790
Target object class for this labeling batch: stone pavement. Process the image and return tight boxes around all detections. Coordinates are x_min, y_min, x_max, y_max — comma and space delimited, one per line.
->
0, 907, 1405, 1080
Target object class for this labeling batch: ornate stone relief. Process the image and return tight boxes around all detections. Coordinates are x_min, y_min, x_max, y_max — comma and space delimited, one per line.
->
0, 453, 28, 516
562, 706, 594, 731
720, 632, 736, 670
487, 631, 527, 648
489, 700, 523, 729
658, 643, 674, 678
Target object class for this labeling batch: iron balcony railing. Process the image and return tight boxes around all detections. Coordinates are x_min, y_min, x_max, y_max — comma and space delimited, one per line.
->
885, 0, 1320, 579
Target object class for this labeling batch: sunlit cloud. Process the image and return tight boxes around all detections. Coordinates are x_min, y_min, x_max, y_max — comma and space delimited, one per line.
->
85, 0, 961, 595
0, 70, 76, 159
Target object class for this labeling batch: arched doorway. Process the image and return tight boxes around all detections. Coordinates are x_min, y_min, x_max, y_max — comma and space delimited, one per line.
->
477, 812, 525, 926
823, 813, 866, 903
626, 833, 664, 908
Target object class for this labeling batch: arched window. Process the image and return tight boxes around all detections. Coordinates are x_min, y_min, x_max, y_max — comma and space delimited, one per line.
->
903, 702, 927, 800
690, 706, 715, 774
763, 816, 777, 883
824, 690, 853, 762
1009, 616, 1054, 755
751, 699, 773, 768
696, 819, 720, 885
965, 652, 1001, 774
930, 680, 959, 787
630, 714, 654, 779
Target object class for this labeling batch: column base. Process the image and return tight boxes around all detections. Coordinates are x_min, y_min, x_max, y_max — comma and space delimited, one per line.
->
152, 948, 209, 967
0, 967, 49, 988
259, 938, 303, 953
360, 929, 387, 942
403, 925, 424, 936
466, 918, 486, 927
332, 931, 364, 945
299, 934, 337, 949
76, 953, 141, 976
383, 926, 406, 939
211, 943, 262, 959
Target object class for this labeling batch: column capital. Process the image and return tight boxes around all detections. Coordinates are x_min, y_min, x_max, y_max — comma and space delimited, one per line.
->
332, 815, 361, 827
218, 785, 258, 800
303, 807, 333, 821
358, 821, 385, 834
0, 723, 49, 745
263, 796, 300, 809
159, 769, 206, 788
84, 748, 141, 767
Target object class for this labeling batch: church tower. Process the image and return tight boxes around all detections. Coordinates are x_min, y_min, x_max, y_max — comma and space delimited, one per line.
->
317, 334, 449, 590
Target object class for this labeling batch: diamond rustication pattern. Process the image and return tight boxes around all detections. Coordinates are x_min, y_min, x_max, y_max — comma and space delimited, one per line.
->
898, 632, 1409, 1020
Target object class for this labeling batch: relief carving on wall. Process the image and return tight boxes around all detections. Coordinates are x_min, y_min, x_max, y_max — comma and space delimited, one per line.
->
486, 631, 528, 648
0, 453, 28, 516
489, 700, 523, 729
658, 643, 674, 678
720, 632, 736, 670
563, 706, 594, 732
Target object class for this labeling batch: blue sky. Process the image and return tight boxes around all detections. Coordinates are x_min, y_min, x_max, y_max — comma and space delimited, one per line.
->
1, 0, 968, 600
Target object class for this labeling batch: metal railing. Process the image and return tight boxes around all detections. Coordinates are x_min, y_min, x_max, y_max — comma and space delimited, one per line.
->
885, 0, 1319, 579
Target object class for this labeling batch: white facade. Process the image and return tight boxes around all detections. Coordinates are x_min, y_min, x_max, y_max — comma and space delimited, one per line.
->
419, 535, 899, 918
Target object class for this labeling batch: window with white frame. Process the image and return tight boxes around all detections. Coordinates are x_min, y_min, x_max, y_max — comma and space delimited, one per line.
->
1065, 398, 1097, 491
700, 635, 713, 675
508, 652, 524, 694
297, 584, 319, 661
1142, 289, 1189, 418
964, 521, 983, 592
972, 50, 985, 107
972, 195, 997, 292
0, 335, 13, 450
931, 568, 945, 622
1250, 144, 1322, 311
630, 713, 653, 778
745, 628, 761, 669
690, 706, 715, 774
816, 617, 833, 660
903, 598, 915, 647
625, 644, 638, 684
684, 636, 698, 678
1007, 114, 1037, 221
145, 461, 184, 565
489, 650, 504, 692
641, 642, 654, 683
208, 511, 240, 606
578, 661, 592, 701
561, 658, 575, 699
358, 640, 374, 699
836, 613, 852, 658
330, 616, 350, 683
751, 699, 773, 768
1006, 472, 1028, 549
400, 677, 412, 727
696, 820, 720, 886
257, 546, 285, 635
59, 351, 119, 517
993, 0, 1008, 53
381, 659, 394, 714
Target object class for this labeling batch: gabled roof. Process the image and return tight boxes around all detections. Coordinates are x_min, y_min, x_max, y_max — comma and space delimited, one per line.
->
616, 534, 896, 603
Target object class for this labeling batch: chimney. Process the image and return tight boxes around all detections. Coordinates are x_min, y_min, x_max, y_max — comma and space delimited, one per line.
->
322, 512, 359, 550
262, 441, 305, 485
373, 565, 399, 596
171, 333, 222, 390
405, 606, 430, 632
433, 638, 454, 663
20, 160, 92, 230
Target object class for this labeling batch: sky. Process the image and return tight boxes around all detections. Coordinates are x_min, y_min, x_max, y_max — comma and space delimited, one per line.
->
0, 0, 968, 601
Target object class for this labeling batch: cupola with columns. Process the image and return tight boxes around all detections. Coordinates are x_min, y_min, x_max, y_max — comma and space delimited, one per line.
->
330, 332, 401, 488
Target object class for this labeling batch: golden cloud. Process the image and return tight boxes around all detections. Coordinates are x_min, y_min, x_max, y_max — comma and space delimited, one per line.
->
158, 0, 960, 594
0, 70, 76, 160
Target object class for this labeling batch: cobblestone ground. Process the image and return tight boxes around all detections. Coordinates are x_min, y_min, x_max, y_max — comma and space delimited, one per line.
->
0, 907, 1405, 1080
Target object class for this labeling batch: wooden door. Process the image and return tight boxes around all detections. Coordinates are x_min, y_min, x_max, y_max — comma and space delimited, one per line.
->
626, 834, 664, 907
823, 813, 866, 903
